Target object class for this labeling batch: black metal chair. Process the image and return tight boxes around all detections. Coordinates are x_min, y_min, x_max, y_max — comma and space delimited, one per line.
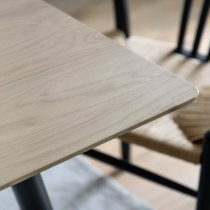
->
85, 1, 210, 210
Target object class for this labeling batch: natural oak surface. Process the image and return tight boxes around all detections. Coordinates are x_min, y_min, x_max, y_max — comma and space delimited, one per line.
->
0, 0, 198, 190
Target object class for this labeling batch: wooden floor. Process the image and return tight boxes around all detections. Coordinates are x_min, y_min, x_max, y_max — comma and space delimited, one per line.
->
45, 0, 207, 209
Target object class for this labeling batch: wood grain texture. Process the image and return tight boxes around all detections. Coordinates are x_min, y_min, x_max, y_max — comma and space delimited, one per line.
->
0, 0, 198, 190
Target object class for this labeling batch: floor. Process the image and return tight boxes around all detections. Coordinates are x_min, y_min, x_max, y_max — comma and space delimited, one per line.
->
46, 0, 207, 209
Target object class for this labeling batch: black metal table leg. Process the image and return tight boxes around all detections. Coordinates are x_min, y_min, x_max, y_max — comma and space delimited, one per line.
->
12, 174, 53, 210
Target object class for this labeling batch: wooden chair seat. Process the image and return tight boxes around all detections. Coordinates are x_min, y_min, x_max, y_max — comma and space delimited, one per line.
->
119, 36, 210, 164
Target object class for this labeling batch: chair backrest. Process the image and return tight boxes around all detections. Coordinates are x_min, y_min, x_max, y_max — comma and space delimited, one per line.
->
113, 0, 210, 62
175, 0, 210, 62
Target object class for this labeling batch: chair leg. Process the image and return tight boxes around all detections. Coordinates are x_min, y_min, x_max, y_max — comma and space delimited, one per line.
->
113, 0, 130, 38
121, 141, 130, 162
196, 131, 210, 210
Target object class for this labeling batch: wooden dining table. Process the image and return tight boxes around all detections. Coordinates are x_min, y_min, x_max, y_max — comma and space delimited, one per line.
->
0, 0, 198, 209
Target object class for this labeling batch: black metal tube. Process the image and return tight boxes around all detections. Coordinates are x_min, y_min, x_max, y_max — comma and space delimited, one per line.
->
176, 0, 193, 52
84, 150, 197, 197
196, 131, 210, 210
121, 142, 130, 162
205, 45, 210, 61
113, 0, 130, 38
12, 174, 53, 210
191, 0, 210, 56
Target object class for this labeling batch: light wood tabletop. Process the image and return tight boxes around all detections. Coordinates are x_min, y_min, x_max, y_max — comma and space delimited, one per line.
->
0, 0, 198, 190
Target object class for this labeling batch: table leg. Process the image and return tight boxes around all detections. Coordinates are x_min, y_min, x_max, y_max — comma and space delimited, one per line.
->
12, 174, 53, 210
